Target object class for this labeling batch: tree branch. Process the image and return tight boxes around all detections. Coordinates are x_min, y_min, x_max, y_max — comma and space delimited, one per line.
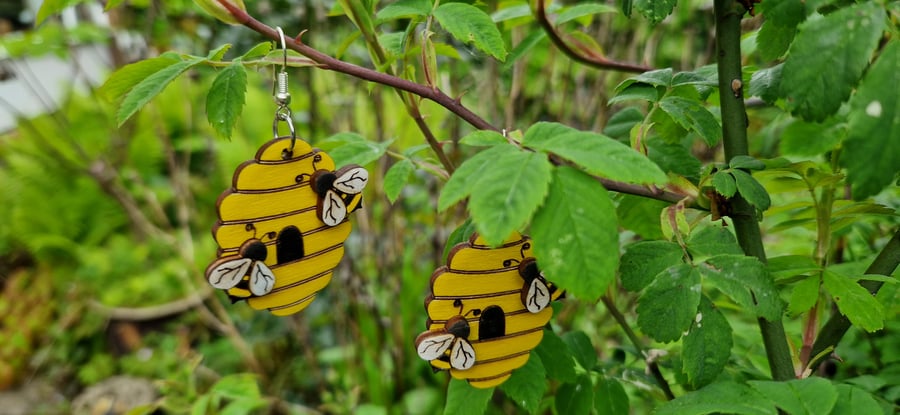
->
714, 0, 794, 381
215, 0, 691, 206
809, 229, 900, 369
216, 0, 497, 132
535, 0, 652, 73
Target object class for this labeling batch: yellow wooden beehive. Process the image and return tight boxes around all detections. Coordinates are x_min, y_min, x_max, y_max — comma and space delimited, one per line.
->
205, 137, 366, 316
415, 232, 562, 388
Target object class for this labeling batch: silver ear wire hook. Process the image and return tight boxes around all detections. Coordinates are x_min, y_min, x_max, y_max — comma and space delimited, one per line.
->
272, 26, 296, 156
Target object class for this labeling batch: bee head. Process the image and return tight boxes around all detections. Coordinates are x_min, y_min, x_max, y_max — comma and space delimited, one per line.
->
312, 170, 337, 197
445, 315, 471, 339
518, 258, 541, 283
240, 239, 268, 262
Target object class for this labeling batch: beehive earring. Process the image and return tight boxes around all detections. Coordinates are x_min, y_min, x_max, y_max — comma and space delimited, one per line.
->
414, 232, 562, 388
205, 28, 368, 316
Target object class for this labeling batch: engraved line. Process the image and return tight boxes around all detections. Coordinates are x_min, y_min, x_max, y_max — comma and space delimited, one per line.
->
431, 290, 521, 300
269, 269, 331, 294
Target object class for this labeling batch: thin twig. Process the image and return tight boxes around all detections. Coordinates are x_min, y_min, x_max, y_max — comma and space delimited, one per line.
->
534, 0, 652, 73
601, 294, 675, 400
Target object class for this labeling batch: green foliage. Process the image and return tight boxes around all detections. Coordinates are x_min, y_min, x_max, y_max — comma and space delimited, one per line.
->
779, 2, 885, 122
9, 0, 899, 414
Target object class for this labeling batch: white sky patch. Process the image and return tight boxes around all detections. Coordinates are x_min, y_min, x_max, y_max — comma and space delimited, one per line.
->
866, 101, 883, 117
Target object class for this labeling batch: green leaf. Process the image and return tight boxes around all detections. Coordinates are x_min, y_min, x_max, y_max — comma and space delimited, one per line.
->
646, 139, 702, 180
499, 354, 547, 414
632, 0, 676, 25
658, 96, 722, 146
682, 296, 733, 388
523, 121, 578, 142
780, 118, 844, 156
443, 219, 477, 262
433, 3, 507, 61
468, 150, 553, 246
443, 379, 493, 415
384, 159, 415, 203
221, 397, 268, 415
748, 378, 837, 415
616, 195, 667, 240
207, 43, 232, 61
620, 241, 684, 292
438, 144, 517, 211
556, 374, 593, 415
241, 41, 273, 60
532, 167, 618, 299
459, 130, 507, 147
712, 171, 737, 198
656, 381, 776, 415
603, 107, 645, 139
749, 64, 782, 104
830, 384, 883, 415
37, 0, 88, 25
535, 329, 577, 383
376, 0, 432, 21
756, 0, 806, 27
555, 3, 618, 25
780, 2, 885, 121
594, 376, 629, 415
843, 40, 900, 199
117, 56, 205, 126
211, 374, 261, 399
822, 270, 884, 332
99, 56, 179, 103
618, 68, 673, 90
731, 169, 771, 211
523, 126, 667, 185
756, 21, 796, 61
700, 255, 783, 321
608, 84, 659, 104
767, 255, 820, 281
788, 275, 821, 316
205, 62, 247, 139
322, 134, 392, 167
686, 225, 743, 261
729, 156, 766, 171
636, 263, 702, 343
562, 331, 596, 370
492, 3, 533, 23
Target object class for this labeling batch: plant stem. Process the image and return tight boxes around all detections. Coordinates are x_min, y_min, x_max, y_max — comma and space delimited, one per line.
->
601, 294, 675, 400
534, 0, 651, 73
714, 0, 794, 381
810, 229, 900, 369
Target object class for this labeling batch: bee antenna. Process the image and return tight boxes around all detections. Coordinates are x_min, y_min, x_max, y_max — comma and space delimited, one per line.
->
503, 258, 520, 267
520, 242, 531, 258
312, 153, 323, 170
245, 223, 258, 238
453, 299, 463, 314
464, 308, 482, 317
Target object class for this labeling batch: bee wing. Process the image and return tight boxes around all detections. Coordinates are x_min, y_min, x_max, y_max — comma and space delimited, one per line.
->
415, 331, 455, 361
319, 189, 347, 226
450, 338, 476, 370
207, 257, 252, 290
523, 278, 551, 313
332, 166, 368, 194
249, 261, 276, 296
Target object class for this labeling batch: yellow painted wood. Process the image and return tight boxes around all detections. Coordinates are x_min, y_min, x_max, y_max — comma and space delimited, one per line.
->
207, 136, 360, 316
417, 232, 558, 388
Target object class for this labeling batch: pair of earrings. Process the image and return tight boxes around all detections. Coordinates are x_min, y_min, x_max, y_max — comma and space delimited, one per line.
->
204, 29, 560, 389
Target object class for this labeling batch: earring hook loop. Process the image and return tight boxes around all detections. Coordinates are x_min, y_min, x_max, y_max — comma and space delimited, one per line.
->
272, 26, 296, 156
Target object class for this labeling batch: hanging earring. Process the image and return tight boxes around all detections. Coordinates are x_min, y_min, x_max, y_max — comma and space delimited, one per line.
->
414, 232, 562, 388
205, 27, 369, 316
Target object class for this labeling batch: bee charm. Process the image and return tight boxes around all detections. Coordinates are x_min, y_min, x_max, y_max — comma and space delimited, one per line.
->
311, 166, 368, 227
206, 136, 367, 316
415, 232, 562, 388
206, 238, 275, 297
